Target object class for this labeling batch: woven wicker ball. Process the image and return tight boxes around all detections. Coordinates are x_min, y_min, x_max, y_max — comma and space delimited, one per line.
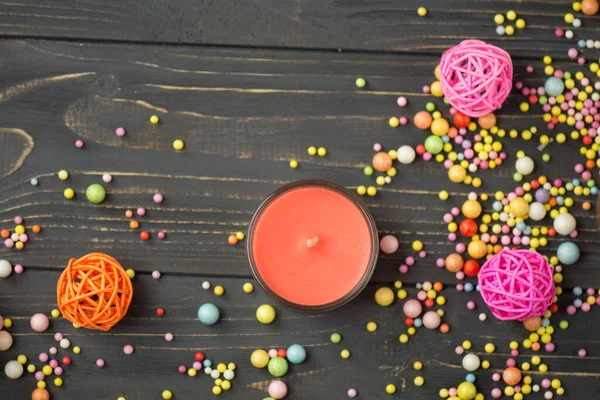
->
478, 249, 554, 321
439, 40, 513, 117
57, 253, 133, 331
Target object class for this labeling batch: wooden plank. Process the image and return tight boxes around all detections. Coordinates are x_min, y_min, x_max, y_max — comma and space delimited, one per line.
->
1, 271, 598, 399
0, 40, 597, 285
0, 0, 588, 57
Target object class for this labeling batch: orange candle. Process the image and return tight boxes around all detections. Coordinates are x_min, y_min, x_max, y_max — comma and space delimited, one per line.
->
248, 180, 378, 311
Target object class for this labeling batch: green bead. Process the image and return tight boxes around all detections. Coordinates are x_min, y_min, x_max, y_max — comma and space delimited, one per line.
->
355, 77, 366, 88
364, 166, 374, 176
425, 102, 436, 112
86, 184, 106, 204
542, 153, 551, 162
564, 71, 572, 79
588, 179, 595, 187
330, 332, 342, 343
267, 357, 288, 377
424, 135, 443, 154
513, 172, 523, 182
539, 96, 548, 105
559, 320, 569, 330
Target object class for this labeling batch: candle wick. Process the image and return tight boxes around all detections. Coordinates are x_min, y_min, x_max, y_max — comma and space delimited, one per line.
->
306, 236, 319, 248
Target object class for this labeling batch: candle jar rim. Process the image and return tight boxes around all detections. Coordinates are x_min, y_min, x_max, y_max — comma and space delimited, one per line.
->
247, 179, 379, 312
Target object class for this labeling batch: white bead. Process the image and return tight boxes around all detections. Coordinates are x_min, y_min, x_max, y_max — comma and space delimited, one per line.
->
496, 25, 505, 36
478, 313, 487, 321
533, 384, 540, 392
468, 163, 477, 173
396, 145, 416, 165
0, 260, 11, 278
204, 367, 212, 375
545, 391, 554, 399
59, 338, 71, 349
565, 30, 574, 39
416, 283, 422, 289
586, 39, 594, 48
462, 353, 480, 371
528, 202, 547, 221
202, 281, 210, 290
422, 281, 432, 291
223, 369, 235, 380
515, 156, 534, 175
4, 360, 23, 379
10, 233, 19, 242
595, 40, 600, 49
543, 182, 552, 190
210, 369, 220, 379
553, 213, 576, 235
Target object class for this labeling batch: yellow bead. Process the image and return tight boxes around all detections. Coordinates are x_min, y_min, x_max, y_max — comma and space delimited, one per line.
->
221, 380, 231, 390
357, 186, 366, 195
505, 25, 515, 35
27, 364, 36, 373
494, 14, 505, 24
73, 346, 81, 354
413, 361, 423, 370
412, 240, 423, 251
439, 190, 449, 200
37, 381, 46, 389
42, 365, 53, 375
214, 285, 225, 296
367, 186, 377, 196
64, 188, 75, 199
506, 10, 517, 20
516, 19, 526, 29
543, 56, 553, 65
407, 326, 416, 335
386, 384, 397, 394
317, 147, 327, 156
399, 334, 409, 343
538, 364, 548, 373
414, 376, 424, 386
573, 1, 582, 11
307, 146, 317, 155
367, 321, 378, 332
387, 167, 397, 177
51, 309, 61, 318
289, 159, 299, 169
520, 102, 530, 112
126, 269, 135, 279
389, 117, 400, 128
172, 139, 185, 151
188, 368, 197, 377
213, 386, 222, 395
565, 13, 575, 23
235, 231, 245, 240
376, 176, 386, 186
341, 349, 351, 358
484, 343, 495, 353
417, 7, 427, 16
397, 289, 407, 299
162, 390, 173, 400
17, 354, 27, 364
58, 169, 69, 180
228, 362, 236, 371
217, 363, 227, 373
150, 115, 160, 124
462, 340, 472, 350
243, 282, 254, 293
355, 77, 366, 88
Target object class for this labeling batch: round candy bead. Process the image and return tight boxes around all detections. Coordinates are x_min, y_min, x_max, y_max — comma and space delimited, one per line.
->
347, 388, 358, 398
0, 260, 12, 278
256, 304, 276, 324
372, 152, 393, 172
403, 299, 422, 318
5, 360, 23, 379
267, 357, 288, 377
545, 77, 564, 96
85, 184, 106, 204
424, 135, 443, 154
422, 311, 441, 329
379, 235, 399, 254
251, 349, 270, 368
553, 213, 576, 235
457, 382, 477, 400
375, 287, 395, 306
503, 367, 522, 385
516, 156, 535, 175
123, 344, 134, 355
557, 241, 580, 265
30, 314, 50, 333
528, 202, 546, 221
268, 380, 288, 399
462, 353, 481, 371
397, 145, 416, 164
414, 111, 433, 129
286, 344, 307, 364
197, 303, 220, 325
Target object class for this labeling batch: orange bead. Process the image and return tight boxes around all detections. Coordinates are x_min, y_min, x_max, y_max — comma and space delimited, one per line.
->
0, 229, 9, 238
548, 197, 557, 207
372, 152, 393, 172
32, 388, 50, 400
433, 282, 443, 292
439, 323, 450, 333
32, 225, 41, 234
493, 244, 503, 254
582, 0, 600, 15
522, 316, 542, 332
478, 113, 497, 129
502, 367, 522, 386
413, 111, 433, 130
228, 234, 239, 245
468, 240, 487, 259
129, 220, 140, 229
447, 127, 458, 139
531, 342, 541, 352
586, 159, 596, 169
445, 253, 464, 272
583, 201, 592, 211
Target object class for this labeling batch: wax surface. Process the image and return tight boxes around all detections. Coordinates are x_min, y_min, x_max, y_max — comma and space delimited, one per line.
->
252, 186, 373, 306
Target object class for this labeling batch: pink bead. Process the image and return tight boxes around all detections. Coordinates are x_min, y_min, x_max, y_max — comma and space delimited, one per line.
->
13, 264, 24, 274
464, 148, 474, 159
399, 117, 408, 125
570, 230, 578, 238
75, 140, 84, 148
405, 256, 415, 266
178, 365, 187, 373
158, 231, 166, 239
542, 379, 551, 388
545, 343, 555, 352
443, 213, 454, 223
54, 366, 63, 376
399, 264, 409, 274
19, 234, 28, 243
578, 56, 586, 65
451, 207, 460, 216
115, 127, 126, 137
436, 258, 445, 268
582, 303, 591, 312
152, 271, 161, 279
14, 216, 22, 224
521, 237, 530, 246
582, 171, 592, 181
268, 380, 288, 399
455, 346, 464, 355
165, 333, 174, 342
467, 301, 476, 310
397, 96, 408, 107
501, 236, 511, 245
448, 233, 457, 241
515, 82, 523, 89
449, 388, 457, 397
193, 361, 202, 370
39, 353, 48, 362
4, 239, 14, 248
96, 359, 105, 367
422, 152, 432, 161
514, 187, 525, 196
579, 349, 587, 357
419, 250, 427, 258
49, 347, 57, 355
514, 385, 521, 393
555, 28, 564, 37
512, 236, 521, 245
347, 388, 358, 398
567, 305, 577, 315
54, 332, 63, 341
123, 344, 134, 355
30, 313, 50, 333
35, 371, 45, 381
373, 143, 382, 152
422, 311, 441, 329
153, 193, 164, 203
587, 288, 595, 296
455, 136, 464, 144
597, 297, 600, 306
417, 290, 427, 301
511, 350, 519, 357
136, 207, 146, 216
491, 388, 502, 398
268, 349, 278, 358
455, 243, 466, 253
49, 359, 59, 368
492, 373, 501, 382
422, 85, 430, 93
526, 66, 534, 73
443, 159, 454, 169
455, 271, 465, 280
456, 284, 464, 291
380, 235, 399, 255
506, 358, 516, 367
501, 225, 510, 234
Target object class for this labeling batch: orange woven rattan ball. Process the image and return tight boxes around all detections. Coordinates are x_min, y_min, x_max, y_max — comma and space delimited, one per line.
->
57, 253, 133, 331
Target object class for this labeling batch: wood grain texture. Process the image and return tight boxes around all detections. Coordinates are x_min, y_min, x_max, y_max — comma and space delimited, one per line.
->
0, 0, 588, 57
1, 272, 599, 399
0, 39, 597, 286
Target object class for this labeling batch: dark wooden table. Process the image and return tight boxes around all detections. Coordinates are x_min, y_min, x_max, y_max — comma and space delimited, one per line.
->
1, 1, 600, 399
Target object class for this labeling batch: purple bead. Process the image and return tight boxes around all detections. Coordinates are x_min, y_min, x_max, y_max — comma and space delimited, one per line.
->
35, 371, 45, 381
535, 188, 550, 203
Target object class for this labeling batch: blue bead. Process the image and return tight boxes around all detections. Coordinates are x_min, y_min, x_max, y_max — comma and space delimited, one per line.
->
30, 178, 39, 186
414, 318, 423, 328
573, 286, 583, 296
556, 196, 564, 205
578, 39, 586, 48
458, 153, 465, 161
197, 303, 220, 325
544, 77, 565, 97
574, 299, 583, 308
464, 283, 474, 292
516, 221, 526, 231
557, 241, 580, 265
476, 285, 480, 292
572, 179, 580, 186
496, 26, 505, 36
573, 18, 582, 28
203, 359, 212, 367
493, 201, 503, 212
591, 187, 598, 195
523, 227, 532, 235
542, 318, 551, 327
286, 344, 307, 364
442, 135, 450, 143
466, 373, 476, 383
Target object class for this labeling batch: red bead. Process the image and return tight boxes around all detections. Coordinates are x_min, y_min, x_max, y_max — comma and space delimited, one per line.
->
463, 260, 480, 277
530, 180, 540, 189
278, 349, 287, 358
416, 144, 426, 155
583, 135, 593, 146
156, 308, 165, 316
548, 228, 556, 237
453, 112, 471, 129
404, 317, 414, 327
62, 356, 71, 366
551, 116, 559, 124
549, 304, 559, 313
140, 231, 150, 241
459, 219, 478, 237
528, 95, 538, 104
195, 352, 205, 362
424, 298, 434, 308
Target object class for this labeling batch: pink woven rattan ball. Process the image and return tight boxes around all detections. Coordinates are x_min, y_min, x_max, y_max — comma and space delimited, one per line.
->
439, 40, 513, 117
478, 250, 555, 321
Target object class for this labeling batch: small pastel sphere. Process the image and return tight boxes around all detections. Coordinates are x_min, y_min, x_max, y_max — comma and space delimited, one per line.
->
137, 207, 146, 216
173, 139, 185, 151
557, 241, 580, 265
152, 271, 161, 279
380, 235, 399, 254
422, 310, 441, 329
457, 382, 477, 400
516, 156, 535, 175
397, 145, 416, 164
32, 388, 50, 400
251, 349, 270, 368
153, 193, 164, 203
414, 111, 433, 129
448, 165, 467, 183
57, 169, 69, 180
5, 360, 23, 379
96, 358, 105, 367
347, 388, 358, 398
0, 331, 13, 351
431, 118, 450, 136
123, 344, 134, 355
355, 77, 366, 88
30, 178, 39, 186
462, 353, 481, 372
161, 390, 172, 400
86, 184, 106, 204
445, 253, 464, 272
268, 380, 288, 399
553, 213, 576, 235
60, 338, 71, 349
268, 357, 288, 377
545, 77, 564, 97
403, 299, 423, 318
503, 367, 522, 385
158, 231, 166, 239
579, 348, 587, 357
269, 349, 278, 358
375, 287, 395, 307
330, 332, 342, 343
165, 333, 174, 342
467, 240, 487, 259
243, 282, 254, 293
509, 197, 529, 218
30, 314, 50, 333
286, 344, 307, 364
424, 135, 444, 154
528, 202, 546, 221
462, 200, 482, 219
386, 384, 397, 394
75, 139, 84, 148
256, 304, 276, 324
198, 303, 220, 325
372, 152, 393, 172
0, 260, 12, 278
115, 127, 126, 137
